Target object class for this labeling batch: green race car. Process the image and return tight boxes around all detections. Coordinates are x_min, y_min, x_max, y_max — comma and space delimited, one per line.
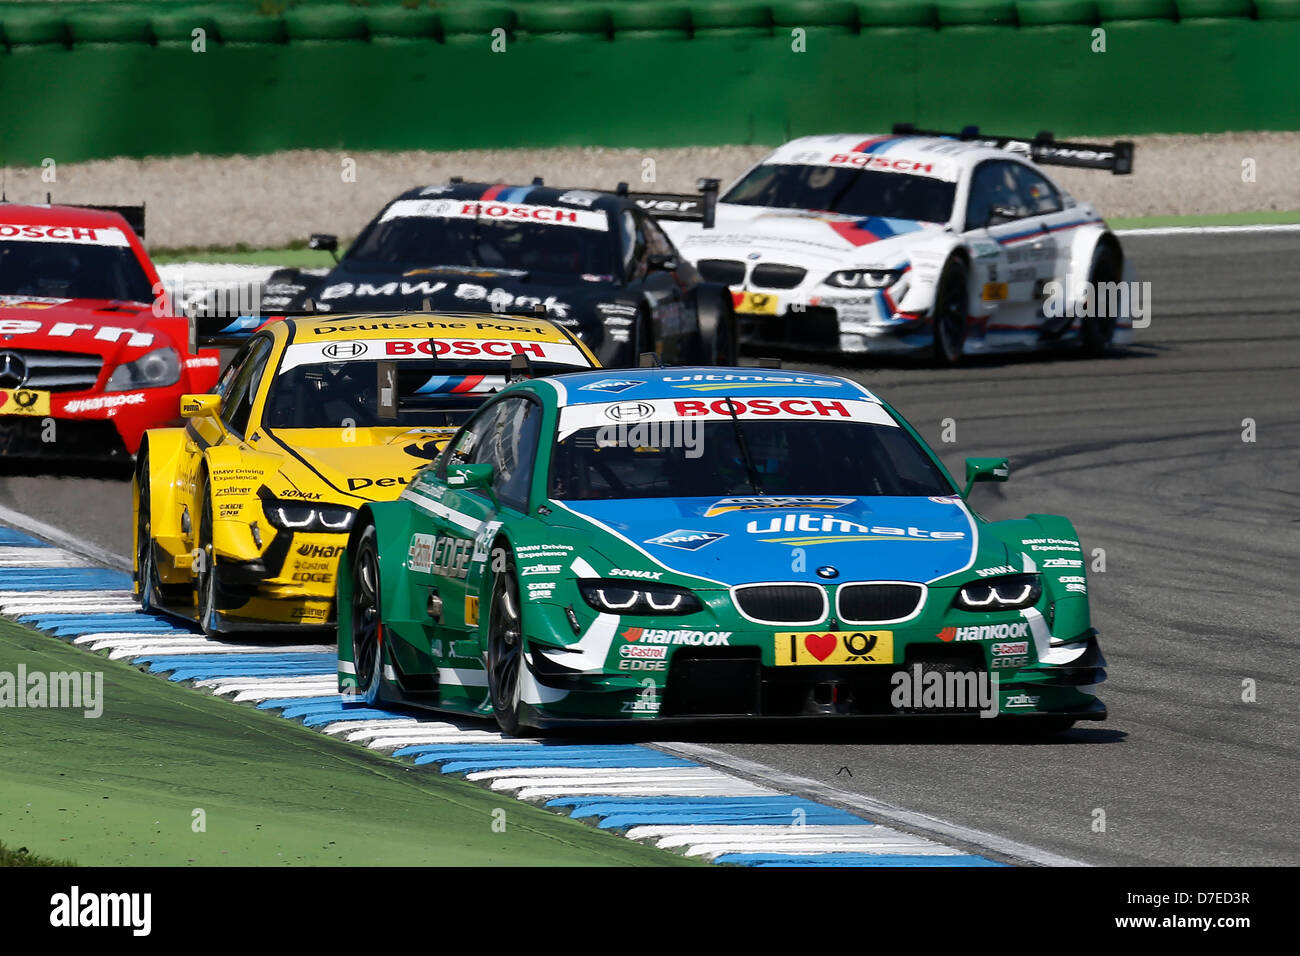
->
336, 367, 1106, 733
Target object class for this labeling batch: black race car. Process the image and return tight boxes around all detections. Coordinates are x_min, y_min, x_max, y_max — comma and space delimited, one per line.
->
258, 180, 736, 368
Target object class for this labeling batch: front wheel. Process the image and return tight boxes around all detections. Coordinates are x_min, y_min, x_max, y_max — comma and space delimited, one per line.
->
349, 525, 384, 706
486, 549, 527, 735
134, 449, 161, 612
194, 488, 223, 637
932, 259, 970, 366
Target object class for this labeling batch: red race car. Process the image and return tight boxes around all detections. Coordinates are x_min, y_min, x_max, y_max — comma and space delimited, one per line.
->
0, 202, 220, 462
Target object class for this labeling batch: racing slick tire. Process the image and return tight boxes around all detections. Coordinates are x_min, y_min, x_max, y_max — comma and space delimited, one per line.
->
633, 303, 654, 367
194, 482, 227, 638
1081, 243, 1121, 356
135, 448, 185, 613
932, 258, 970, 366
692, 286, 739, 366
486, 547, 530, 736
348, 524, 385, 706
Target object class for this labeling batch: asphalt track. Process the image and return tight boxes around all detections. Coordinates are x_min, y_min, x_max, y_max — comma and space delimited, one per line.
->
1, 233, 1296, 866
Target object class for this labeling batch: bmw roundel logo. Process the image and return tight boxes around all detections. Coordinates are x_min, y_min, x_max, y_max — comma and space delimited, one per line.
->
816, 566, 839, 579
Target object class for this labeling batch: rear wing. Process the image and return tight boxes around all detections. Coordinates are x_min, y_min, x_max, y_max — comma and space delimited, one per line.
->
892, 124, 1134, 175
620, 178, 721, 228
52, 199, 147, 238
190, 310, 312, 349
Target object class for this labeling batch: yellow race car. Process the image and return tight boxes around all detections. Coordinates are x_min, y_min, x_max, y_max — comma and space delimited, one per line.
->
133, 311, 599, 635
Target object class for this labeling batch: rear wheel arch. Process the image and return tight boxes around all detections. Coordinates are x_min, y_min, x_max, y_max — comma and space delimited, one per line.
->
479, 532, 517, 609
1080, 235, 1123, 354
1094, 232, 1123, 273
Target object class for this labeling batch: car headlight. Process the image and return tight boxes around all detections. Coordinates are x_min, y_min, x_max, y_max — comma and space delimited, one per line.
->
824, 269, 903, 289
579, 579, 702, 616
105, 347, 181, 392
955, 573, 1042, 611
261, 497, 356, 533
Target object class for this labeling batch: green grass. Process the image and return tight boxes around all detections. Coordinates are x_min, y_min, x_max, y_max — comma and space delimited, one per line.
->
151, 246, 338, 268
1109, 210, 1300, 229
0, 840, 75, 867
0, 618, 698, 867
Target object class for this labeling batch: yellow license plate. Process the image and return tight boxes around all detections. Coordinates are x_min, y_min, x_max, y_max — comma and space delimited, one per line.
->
981, 282, 1009, 302
734, 291, 779, 315
774, 630, 894, 666
0, 388, 51, 416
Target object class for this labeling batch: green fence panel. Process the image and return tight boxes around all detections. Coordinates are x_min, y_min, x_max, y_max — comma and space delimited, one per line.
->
936, 0, 1019, 24
1255, 0, 1300, 17
1016, 0, 1100, 25
2, 9, 1299, 165
1, 9, 71, 47
212, 10, 287, 44
1096, 0, 1178, 19
856, 1, 938, 26
1175, 0, 1255, 16
610, 3, 693, 38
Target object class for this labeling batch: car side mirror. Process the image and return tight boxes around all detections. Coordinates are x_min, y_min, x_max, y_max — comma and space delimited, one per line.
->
962, 457, 1009, 497
181, 394, 221, 419
447, 461, 494, 489
986, 205, 1020, 227
647, 253, 678, 272
309, 233, 340, 262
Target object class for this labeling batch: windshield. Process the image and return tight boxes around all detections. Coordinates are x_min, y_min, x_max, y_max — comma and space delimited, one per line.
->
344, 199, 618, 280
550, 419, 953, 500
0, 239, 154, 302
264, 359, 577, 429
723, 164, 955, 223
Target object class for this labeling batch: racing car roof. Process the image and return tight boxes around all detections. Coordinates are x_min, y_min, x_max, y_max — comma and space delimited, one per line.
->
759, 133, 1026, 181
384, 182, 628, 222
542, 367, 882, 407
0, 202, 150, 253
265, 311, 600, 370
280, 311, 579, 342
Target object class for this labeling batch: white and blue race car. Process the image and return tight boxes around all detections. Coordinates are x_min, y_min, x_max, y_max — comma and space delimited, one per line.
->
660, 126, 1138, 364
